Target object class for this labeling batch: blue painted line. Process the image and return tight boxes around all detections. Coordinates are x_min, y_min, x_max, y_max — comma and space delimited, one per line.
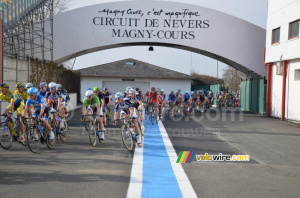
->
142, 120, 182, 198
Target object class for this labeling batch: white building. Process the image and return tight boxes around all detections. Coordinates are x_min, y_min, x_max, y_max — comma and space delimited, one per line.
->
265, 0, 300, 121
77, 59, 191, 101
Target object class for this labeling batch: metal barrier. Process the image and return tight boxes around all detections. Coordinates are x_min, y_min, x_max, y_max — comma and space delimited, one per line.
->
241, 78, 266, 114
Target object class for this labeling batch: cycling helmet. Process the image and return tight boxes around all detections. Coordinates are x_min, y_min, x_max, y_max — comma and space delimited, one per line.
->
86, 88, 92, 91
191, 91, 194, 94
16, 83, 24, 88
185, 91, 190, 94
1, 83, 9, 89
85, 90, 94, 97
176, 92, 179, 96
28, 87, 38, 96
129, 89, 136, 95
39, 82, 47, 88
136, 87, 140, 91
48, 82, 56, 89
103, 87, 108, 91
93, 86, 98, 92
161, 89, 164, 92
171, 90, 174, 93
115, 92, 123, 99
126, 86, 132, 91
56, 84, 62, 90
25, 83, 33, 89
151, 87, 155, 90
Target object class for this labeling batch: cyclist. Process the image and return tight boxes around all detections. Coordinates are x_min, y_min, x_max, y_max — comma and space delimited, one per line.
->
129, 89, 143, 123
123, 86, 132, 99
191, 91, 198, 111
93, 87, 106, 128
205, 91, 214, 108
198, 90, 205, 112
113, 92, 142, 145
57, 84, 70, 116
15, 83, 28, 104
23, 87, 55, 141
38, 82, 48, 97
158, 89, 166, 119
183, 91, 191, 116
102, 87, 112, 117
81, 90, 105, 141
0, 83, 26, 142
45, 82, 65, 131
148, 87, 159, 120
168, 90, 176, 117
135, 87, 143, 101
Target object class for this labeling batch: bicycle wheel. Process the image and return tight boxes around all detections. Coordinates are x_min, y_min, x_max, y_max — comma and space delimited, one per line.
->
0, 122, 13, 150
84, 118, 89, 131
89, 120, 97, 147
121, 125, 134, 151
27, 127, 41, 153
59, 120, 68, 143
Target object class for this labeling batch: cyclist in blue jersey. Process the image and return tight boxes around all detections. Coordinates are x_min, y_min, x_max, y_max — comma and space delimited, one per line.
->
168, 90, 176, 116
23, 87, 55, 141
183, 91, 191, 116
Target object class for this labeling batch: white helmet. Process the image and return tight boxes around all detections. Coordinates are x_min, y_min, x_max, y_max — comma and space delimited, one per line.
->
129, 89, 136, 95
48, 82, 56, 89
161, 89, 164, 92
85, 90, 94, 97
126, 86, 132, 91
115, 92, 123, 99
26, 83, 33, 89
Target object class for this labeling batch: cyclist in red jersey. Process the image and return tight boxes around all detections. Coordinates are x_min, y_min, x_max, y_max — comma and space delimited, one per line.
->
148, 87, 159, 120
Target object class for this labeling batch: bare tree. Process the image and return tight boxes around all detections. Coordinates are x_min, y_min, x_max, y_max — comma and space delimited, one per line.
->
53, 0, 72, 14
222, 66, 248, 93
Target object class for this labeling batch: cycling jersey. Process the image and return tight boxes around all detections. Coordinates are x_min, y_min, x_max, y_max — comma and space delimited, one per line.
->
114, 98, 132, 111
58, 89, 70, 103
158, 95, 164, 104
14, 90, 28, 103
168, 94, 176, 102
45, 91, 62, 109
160, 93, 166, 100
130, 94, 141, 108
26, 95, 49, 110
103, 91, 112, 104
183, 94, 191, 102
82, 95, 100, 107
199, 94, 205, 102
149, 92, 159, 103
0, 90, 24, 115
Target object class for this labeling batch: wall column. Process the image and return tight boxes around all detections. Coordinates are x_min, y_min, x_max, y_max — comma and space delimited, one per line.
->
266, 63, 273, 117
281, 60, 287, 121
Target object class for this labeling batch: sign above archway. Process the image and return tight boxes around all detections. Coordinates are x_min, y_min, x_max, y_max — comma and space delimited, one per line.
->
51, 1, 266, 77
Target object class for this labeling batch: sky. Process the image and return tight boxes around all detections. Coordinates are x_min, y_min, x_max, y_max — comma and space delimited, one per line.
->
66, 0, 268, 76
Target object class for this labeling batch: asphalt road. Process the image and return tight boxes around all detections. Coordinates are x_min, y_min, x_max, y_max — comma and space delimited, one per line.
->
0, 107, 299, 198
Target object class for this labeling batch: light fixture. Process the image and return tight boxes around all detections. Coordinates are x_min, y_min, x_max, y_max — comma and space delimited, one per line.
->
148, 46, 154, 51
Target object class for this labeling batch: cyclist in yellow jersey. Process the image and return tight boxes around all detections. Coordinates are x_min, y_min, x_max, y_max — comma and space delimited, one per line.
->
15, 83, 29, 103
0, 83, 26, 142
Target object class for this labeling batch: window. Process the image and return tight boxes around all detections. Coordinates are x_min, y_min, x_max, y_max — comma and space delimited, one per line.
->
295, 69, 300, 81
272, 28, 280, 44
276, 62, 283, 75
289, 20, 299, 40
125, 62, 135, 66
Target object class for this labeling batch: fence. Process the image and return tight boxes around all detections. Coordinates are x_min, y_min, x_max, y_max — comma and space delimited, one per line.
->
240, 78, 266, 114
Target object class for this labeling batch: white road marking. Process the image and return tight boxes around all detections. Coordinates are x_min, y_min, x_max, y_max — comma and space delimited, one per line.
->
158, 121, 198, 198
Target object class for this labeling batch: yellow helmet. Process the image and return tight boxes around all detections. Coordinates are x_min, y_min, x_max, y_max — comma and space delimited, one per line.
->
0, 83, 9, 89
